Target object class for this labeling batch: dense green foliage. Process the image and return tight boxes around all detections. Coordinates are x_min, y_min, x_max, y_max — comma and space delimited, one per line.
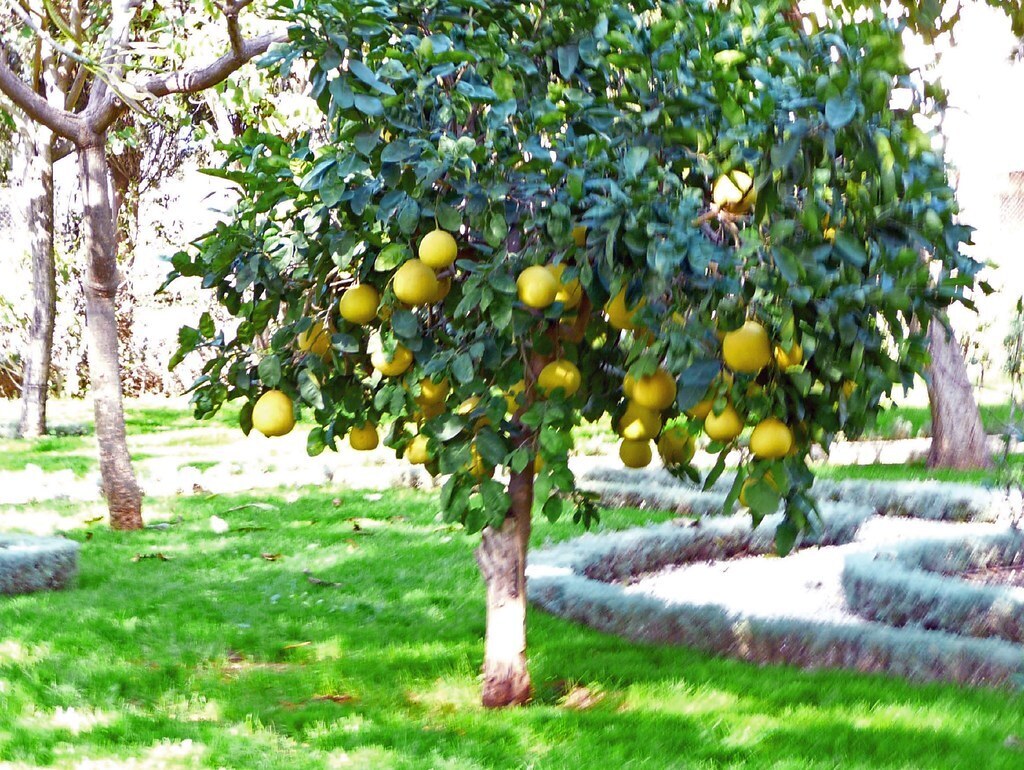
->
3, 489, 1024, 769
168, 0, 981, 544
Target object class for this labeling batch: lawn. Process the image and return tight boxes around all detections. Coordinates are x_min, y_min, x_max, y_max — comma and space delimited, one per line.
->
1, 488, 1023, 769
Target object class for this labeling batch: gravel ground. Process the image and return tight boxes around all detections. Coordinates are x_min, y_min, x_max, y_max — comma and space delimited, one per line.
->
623, 516, 1007, 624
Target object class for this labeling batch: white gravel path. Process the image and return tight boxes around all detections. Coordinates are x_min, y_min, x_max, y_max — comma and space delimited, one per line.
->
624, 516, 1006, 624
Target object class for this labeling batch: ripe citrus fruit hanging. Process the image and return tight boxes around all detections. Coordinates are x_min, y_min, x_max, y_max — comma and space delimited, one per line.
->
505, 380, 525, 414
617, 402, 661, 441
517, 265, 559, 309
406, 434, 431, 464
722, 320, 772, 374
704, 403, 744, 442
418, 229, 458, 269
631, 368, 677, 411
658, 425, 696, 467
251, 390, 295, 437
774, 342, 803, 368
619, 439, 652, 469
686, 399, 714, 420
297, 320, 331, 357
605, 287, 644, 330
371, 343, 413, 377
749, 417, 793, 459
430, 276, 452, 304
393, 259, 439, 306
466, 443, 493, 479
339, 284, 379, 325
349, 422, 379, 451
549, 263, 583, 309
712, 170, 756, 214
537, 359, 582, 397
415, 377, 449, 406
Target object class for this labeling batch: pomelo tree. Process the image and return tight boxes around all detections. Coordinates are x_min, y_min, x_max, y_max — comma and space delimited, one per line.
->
169, 0, 981, 707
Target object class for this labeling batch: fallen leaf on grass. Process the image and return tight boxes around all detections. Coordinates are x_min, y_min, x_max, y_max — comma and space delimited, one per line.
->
303, 569, 343, 588
282, 641, 311, 650
261, 553, 282, 561
312, 693, 355, 704
131, 552, 172, 562
85, 516, 104, 525
223, 502, 279, 513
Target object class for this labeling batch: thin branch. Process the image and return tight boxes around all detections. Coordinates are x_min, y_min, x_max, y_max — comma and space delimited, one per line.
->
0, 44, 84, 140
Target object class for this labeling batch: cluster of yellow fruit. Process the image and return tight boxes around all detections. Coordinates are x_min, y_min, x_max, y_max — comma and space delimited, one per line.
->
687, 319, 797, 460
616, 366, 695, 470
250, 229, 460, 440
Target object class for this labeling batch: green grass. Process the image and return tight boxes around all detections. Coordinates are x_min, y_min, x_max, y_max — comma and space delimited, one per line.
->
813, 455, 1024, 486
1, 489, 1023, 768
865, 402, 1013, 440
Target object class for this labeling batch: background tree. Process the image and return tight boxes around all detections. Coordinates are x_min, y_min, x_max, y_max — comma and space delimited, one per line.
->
0, 0, 284, 529
172, 0, 979, 707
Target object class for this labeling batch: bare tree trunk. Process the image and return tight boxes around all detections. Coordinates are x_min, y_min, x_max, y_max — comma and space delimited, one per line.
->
475, 467, 533, 708
926, 317, 992, 470
15, 121, 56, 438
80, 139, 143, 529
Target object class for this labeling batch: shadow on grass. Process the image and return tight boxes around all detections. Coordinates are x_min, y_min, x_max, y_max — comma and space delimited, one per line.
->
1, 488, 1023, 769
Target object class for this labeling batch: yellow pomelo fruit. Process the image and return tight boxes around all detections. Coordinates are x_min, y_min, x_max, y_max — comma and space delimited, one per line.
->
842, 380, 857, 398
406, 434, 431, 464
339, 284, 380, 325
774, 342, 803, 368
416, 377, 450, 406
623, 373, 637, 399
537, 359, 582, 398
631, 368, 677, 411
430, 276, 452, 304
823, 227, 837, 243
687, 398, 714, 420
505, 380, 525, 414
251, 390, 295, 438
749, 417, 793, 459
534, 453, 544, 473
722, 320, 772, 374
572, 225, 588, 248
418, 229, 458, 269
619, 439, 653, 469
617, 402, 662, 441
549, 264, 583, 309
704, 403, 744, 442
517, 265, 559, 309
297, 320, 331, 357
393, 259, 439, 306
712, 170, 756, 213
605, 287, 645, 330
416, 401, 445, 422
348, 422, 379, 451
371, 343, 413, 377
466, 443, 493, 479
658, 425, 696, 467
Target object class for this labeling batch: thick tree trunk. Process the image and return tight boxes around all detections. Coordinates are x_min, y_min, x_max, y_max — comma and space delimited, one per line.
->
79, 139, 143, 529
475, 468, 533, 708
15, 121, 56, 438
926, 317, 992, 470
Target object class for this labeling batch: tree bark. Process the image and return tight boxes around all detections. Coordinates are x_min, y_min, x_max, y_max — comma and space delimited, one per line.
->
475, 467, 533, 708
926, 317, 992, 470
80, 139, 143, 529
15, 121, 56, 438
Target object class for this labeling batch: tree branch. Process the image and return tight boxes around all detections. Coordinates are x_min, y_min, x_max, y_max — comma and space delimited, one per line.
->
0, 44, 84, 140
85, 30, 285, 134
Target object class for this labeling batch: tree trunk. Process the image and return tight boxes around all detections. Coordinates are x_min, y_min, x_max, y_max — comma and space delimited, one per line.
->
15, 121, 56, 438
926, 317, 992, 470
79, 139, 143, 529
475, 467, 533, 708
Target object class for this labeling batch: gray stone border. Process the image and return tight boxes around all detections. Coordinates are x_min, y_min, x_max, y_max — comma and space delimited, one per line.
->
0, 535, 80, 595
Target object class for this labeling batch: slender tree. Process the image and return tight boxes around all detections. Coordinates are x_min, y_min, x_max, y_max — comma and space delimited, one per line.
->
0, 0, 285, 528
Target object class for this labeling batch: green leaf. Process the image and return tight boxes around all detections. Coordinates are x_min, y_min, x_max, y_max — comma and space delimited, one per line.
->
485, 212, 508, 248
349, 59, 397, 96
475, 428, 508, 467
258, 355, 281, 387
354, 93, 384, 116
825, 96, 857, 129
375, 243, 410, 271
775, 520, 799, 556
452, 353, 475, 384
307, 427, 327, 456
557, 45, 579, 79
624, 146, 649, 179
436, 203, 462, 231
391, 309, 419, 338
746, 478, 782, 517
833, 233, 867, 268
